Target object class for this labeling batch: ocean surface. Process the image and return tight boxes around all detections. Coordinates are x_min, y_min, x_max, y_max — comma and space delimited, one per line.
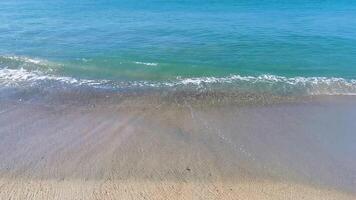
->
1, 0, 356, 96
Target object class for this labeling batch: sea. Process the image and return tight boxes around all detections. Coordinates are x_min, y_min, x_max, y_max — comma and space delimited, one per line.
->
1, 0, 356, 97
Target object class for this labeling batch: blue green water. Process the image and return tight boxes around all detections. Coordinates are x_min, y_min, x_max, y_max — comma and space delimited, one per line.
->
1, 0, 356, 95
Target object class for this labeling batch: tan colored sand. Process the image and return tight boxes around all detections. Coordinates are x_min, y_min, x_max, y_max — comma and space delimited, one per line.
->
0, 178, 354, 200
1, 96, 356, 199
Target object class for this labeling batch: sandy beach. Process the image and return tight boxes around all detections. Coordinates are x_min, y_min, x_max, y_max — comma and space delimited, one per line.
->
0, 93, 355, 199
2, 1, 356, 199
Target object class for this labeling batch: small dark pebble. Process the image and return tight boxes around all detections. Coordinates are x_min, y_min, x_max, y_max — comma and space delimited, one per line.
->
186, 167, 191, 171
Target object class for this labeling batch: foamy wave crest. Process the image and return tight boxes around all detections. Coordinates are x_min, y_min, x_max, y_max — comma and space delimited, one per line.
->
133, 61, 158, 66
1, 55, 45, 65
175, 75, 356, 95
0, 68, 109, 88
1, 68, 356, 96
0, 68, 74, 86
0, 55, 60, 73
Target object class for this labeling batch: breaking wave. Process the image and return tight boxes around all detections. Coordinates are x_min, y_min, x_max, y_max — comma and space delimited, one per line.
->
133, 61, 158, 66
1, 67, 356, 96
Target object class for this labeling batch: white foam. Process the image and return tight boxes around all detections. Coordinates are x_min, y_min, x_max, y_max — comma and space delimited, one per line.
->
0, 68, 78, 86
134, 61, 158, 66
175, 75, 356, 95
1, 67, 356, 96
1, 55, 44, 65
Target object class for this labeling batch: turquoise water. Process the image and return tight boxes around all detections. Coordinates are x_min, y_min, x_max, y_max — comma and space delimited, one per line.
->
1, 0, 356, 95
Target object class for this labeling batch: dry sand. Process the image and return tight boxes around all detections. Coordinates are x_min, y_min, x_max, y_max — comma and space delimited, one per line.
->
0, 95, 355, 199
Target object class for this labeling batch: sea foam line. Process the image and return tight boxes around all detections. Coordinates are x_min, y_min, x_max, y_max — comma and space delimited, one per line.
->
1, 67, 356, 95
1, 55, 44, 65
133, 61, 158, 66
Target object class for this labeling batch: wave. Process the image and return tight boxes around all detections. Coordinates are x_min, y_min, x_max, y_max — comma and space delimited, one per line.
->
1, 55, 44, 65
133, 61, 158, 66
1, 67, 356, 96
0, 55, 60, 74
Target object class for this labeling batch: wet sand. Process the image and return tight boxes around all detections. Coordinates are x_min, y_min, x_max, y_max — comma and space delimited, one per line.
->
0, 94, 355, 199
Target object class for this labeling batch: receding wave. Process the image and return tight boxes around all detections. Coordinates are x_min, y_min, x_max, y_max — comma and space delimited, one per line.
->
1, 67, 356, 96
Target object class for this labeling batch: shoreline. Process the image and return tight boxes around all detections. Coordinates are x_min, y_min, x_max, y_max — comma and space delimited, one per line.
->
0, 95, 355, 199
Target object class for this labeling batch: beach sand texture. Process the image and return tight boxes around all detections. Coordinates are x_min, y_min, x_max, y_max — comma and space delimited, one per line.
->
0, 96, 355, 199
